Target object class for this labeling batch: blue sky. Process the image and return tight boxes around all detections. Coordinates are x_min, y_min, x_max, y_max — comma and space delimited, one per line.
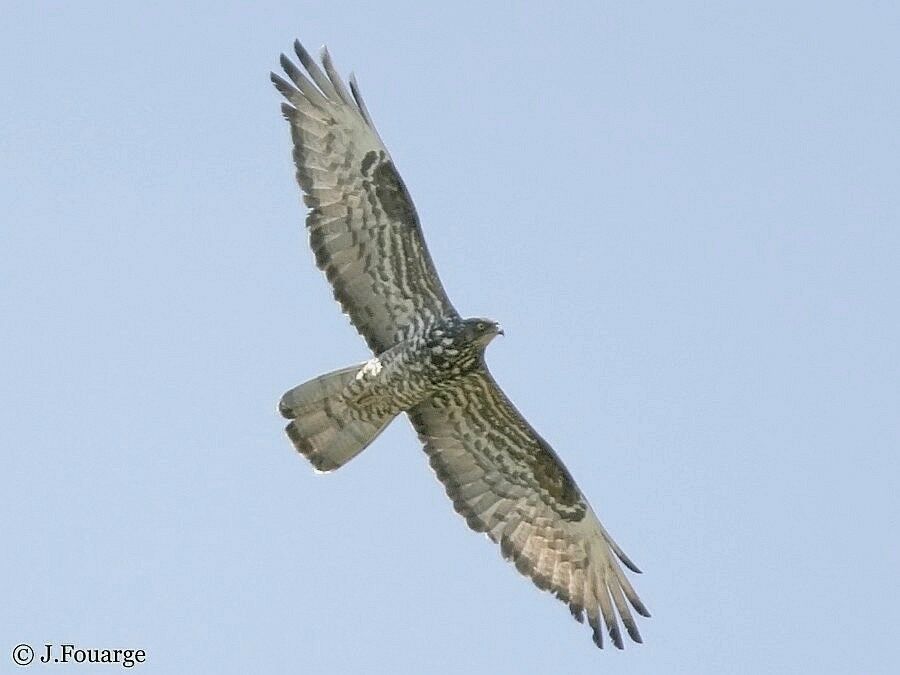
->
2, 2, 898, 673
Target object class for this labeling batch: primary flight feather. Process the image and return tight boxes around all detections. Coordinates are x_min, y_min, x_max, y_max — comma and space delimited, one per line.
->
272, 39, 650, 649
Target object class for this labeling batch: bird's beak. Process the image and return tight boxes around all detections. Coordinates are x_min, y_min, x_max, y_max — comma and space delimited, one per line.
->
496, 324, 504, 336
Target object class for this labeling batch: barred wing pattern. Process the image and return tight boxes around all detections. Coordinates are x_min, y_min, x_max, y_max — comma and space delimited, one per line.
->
272, 42, 458, 354
408, 368, 651, 648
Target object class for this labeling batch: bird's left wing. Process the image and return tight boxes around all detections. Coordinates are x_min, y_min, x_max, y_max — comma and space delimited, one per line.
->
272, 41, 458, 354
407, 367, 650, 649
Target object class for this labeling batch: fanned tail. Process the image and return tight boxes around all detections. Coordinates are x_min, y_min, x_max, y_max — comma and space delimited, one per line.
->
279, 365, 395, 472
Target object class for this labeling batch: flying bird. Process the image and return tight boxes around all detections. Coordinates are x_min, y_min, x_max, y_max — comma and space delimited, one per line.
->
271, 39, 650, 649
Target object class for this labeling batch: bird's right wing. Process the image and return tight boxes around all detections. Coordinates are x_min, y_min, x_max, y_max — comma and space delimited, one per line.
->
272, 41, 459, 354
407, 367, 650, 649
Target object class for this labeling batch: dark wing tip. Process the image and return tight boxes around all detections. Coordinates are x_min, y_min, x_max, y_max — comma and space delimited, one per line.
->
608, 622, 624, 650
624, 621, 643, 644
589, 615, 604, 649
270, 72, 297, 101
569, 604, 585, 624
617, 550, 642, 574
348, 72, 375, 127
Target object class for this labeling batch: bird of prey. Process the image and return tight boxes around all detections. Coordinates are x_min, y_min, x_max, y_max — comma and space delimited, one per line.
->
271, 39, 650, 649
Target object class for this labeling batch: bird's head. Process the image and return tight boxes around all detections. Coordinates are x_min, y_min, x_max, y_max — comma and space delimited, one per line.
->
463, 317, 504, 348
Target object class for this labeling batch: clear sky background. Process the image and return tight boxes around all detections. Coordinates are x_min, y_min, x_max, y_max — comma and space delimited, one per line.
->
2, 2, 898, 673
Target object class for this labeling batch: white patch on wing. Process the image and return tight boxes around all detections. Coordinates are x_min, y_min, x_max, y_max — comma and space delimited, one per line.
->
356, 357, 383, 380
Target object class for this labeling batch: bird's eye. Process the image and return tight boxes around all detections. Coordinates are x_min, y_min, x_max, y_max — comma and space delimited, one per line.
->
477, 322, 485, 330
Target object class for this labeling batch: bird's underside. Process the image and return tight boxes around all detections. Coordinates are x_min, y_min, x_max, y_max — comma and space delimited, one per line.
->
272, 39, 650, 649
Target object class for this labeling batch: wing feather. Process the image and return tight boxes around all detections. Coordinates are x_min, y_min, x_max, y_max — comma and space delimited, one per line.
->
408, 367, 649, 649
292, 40, 339, 99
273, 41, 458, 353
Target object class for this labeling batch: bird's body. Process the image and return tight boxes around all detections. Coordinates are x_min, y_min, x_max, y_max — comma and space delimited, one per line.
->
272, 39, 650, 649
350, 317, 501, 409
284, 318, 498, 427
